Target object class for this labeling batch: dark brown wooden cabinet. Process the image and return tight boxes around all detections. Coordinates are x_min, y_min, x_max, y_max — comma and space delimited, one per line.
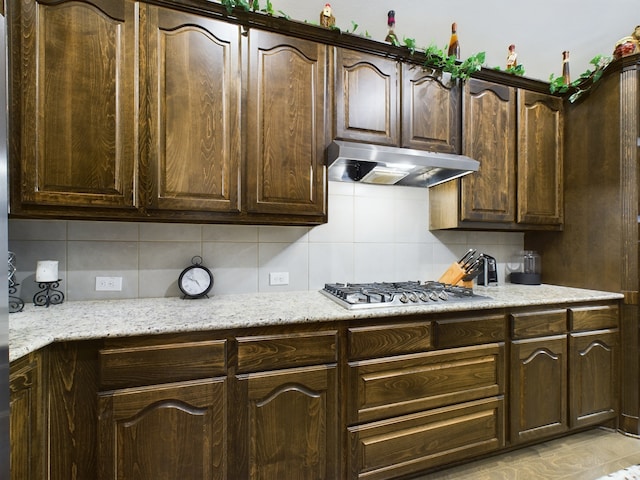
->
401, 65, 461, 153
234, 330, 339, 479
98, 379, 227, 480
429, 79, 563, 231
461, 79, 517, 224
9, 0, 327, 225
236, 365, 337, 479
142, 6, 241, 216
9, 301, 620, 479
510, 309, 569, 444
334, 49, 461, 156
509, 305, 620, 445
9, 352, 46, 480
9, 0, 138, 214
245, 30, 328, 218
516, 90, 563, 225
569, 305, 619, 429
334, 49, 399, 146
97, 337, 228, 480
346, 318, 506, 479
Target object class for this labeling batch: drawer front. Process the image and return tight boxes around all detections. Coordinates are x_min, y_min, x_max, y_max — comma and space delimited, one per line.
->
511, 309, 567, 339
348, 397, 504, 480
100, 339, 227, 390
569, 305, 619, 331
348, 322, 432, 360
348, 344, 504, 424
436, 314, 506, 348
236, 330, 337, 373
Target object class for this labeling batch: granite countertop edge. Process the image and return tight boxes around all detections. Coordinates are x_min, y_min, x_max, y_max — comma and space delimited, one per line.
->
8, 284, 624, 362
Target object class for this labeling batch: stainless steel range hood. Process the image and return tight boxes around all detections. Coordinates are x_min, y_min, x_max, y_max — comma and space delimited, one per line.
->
327, 140, 479, 188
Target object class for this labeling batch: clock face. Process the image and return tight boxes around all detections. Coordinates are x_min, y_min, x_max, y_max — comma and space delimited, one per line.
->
179, 265, 213, 298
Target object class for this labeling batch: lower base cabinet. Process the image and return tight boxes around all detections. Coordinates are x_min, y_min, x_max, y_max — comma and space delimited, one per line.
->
9, 352, 46, 480
98, 378, 227, 480
235, 365, 339, 479
569, 306, 619, 429
510, 334, 569, 444
9, 301, 620, 480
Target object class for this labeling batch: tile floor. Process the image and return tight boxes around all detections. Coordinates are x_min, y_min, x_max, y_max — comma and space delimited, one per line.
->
413, 428, 640, 479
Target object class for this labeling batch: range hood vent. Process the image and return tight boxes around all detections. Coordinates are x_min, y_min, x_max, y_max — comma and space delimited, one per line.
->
327, 140, 479, 188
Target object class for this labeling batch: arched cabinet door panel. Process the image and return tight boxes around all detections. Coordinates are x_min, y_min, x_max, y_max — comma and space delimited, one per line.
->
235, 364, 339, 479
334, 48, 399, 146
143, 7, 241, 214
246, 30, 328, 217
98, 378, 227, 480
10, 0, 137, 211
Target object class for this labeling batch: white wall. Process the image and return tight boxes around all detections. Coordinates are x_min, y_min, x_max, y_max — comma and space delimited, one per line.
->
8, 182, 524, 302
273, 0, 637, 81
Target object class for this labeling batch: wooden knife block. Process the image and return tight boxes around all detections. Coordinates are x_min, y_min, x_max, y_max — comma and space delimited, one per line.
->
438, 262, 473, 288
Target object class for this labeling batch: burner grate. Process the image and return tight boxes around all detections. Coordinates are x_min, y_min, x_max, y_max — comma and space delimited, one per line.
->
321, 281, 481, 310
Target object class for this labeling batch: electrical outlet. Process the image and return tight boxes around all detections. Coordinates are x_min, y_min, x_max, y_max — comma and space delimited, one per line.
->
95, 276, 123, 291
269, 272, 289, 286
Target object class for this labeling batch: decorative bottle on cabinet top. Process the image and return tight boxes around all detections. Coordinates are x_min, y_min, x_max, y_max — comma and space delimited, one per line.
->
562, 51, 571, 84
448, 22, 460, 59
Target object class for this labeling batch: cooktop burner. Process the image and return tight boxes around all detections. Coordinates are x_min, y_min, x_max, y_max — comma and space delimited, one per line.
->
321, 281, 484, 310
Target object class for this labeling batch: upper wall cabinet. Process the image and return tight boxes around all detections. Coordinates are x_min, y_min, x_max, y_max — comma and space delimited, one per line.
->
245, 30, 328, 218
334, 49, 399, 146
516, 90, 563, 225
142, 7, 242, 216
429, 78, 563, 231
9, 0, 328, 225
401, 65, 461, 154
9, 0, 138, 214
334, 49, 461, 154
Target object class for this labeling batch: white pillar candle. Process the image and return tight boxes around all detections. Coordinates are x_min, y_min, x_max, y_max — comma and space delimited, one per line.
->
36, 260, 59, 282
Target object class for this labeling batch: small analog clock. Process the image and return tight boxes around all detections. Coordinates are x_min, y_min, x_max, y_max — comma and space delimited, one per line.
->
178, 256, 213, 299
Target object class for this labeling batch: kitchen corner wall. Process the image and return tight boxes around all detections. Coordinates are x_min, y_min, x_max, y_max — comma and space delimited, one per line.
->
8, 181, 524, 302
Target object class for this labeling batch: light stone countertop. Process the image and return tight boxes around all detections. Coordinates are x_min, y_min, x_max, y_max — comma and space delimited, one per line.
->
8, 283, 624, 362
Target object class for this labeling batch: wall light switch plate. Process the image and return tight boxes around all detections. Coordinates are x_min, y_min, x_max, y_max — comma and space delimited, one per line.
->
96, 276, 123, 291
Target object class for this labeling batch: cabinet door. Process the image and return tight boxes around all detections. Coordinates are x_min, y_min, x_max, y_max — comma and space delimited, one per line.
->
517, 91, 563, 225
10, 353, 46, 480
510, 334, 568, 444
98, 378, 227, 480
235, 364, 338, 479
246, 30, 327, 217
570, 330, 618, 428
10, 0, 137, 211
401, 65, 461, 153
142, 7, 241, 214
461, 79, 516, 223
335, 49, 399, 146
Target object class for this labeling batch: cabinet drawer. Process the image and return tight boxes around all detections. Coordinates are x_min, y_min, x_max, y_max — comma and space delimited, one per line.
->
511, 309, 567, 339
348, 322, 432, 360
348, 397, 504, 480
569, 305, 619, 331
236, 330, 337, 373
436, 314, 505, 348
347, 344, 504, 424
100, 339, 226, 390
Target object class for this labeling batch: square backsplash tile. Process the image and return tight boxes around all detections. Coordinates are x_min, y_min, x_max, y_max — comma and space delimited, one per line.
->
66, 241, 139, 301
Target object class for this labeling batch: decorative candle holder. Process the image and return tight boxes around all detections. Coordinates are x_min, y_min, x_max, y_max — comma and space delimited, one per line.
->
33, 280, 65, 307
9, 282, 24, 313
8, 251, 24, 313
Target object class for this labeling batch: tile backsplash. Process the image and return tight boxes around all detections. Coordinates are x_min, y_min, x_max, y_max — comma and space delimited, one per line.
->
9, 181, 524, 302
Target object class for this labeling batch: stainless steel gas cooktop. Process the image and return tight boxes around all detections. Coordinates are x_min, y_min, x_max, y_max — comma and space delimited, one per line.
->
321, 281, 485, 310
